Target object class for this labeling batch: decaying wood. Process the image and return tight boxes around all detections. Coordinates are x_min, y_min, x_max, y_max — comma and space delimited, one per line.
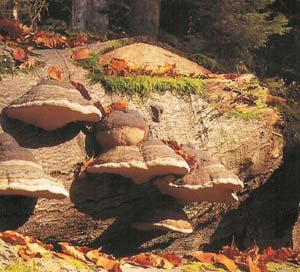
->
0, 42, 297, 257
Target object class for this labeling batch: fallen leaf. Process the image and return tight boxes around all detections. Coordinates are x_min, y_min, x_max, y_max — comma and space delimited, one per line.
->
247, 256, 261, 272
191, 251, 215, 264
48, 66, 65, 81
103, 58, 130, 76
18, 247, 35, 262
69, 80, 91, 100
79, 156, 95, 176
19, 58, 36, 69
86, 249, 119, 271
160, 252, 182, 266
33, 31, 67, 49
126, 253, 155, 268
59, 242, 88, 262
0, 18, 31, 39
12, 47, 27, 62
93, 101, 106, 115
215, 254, 238, 272
71, 48, 89, 61
67, 34, 89, 47
1, 231, 27, 245
224, 73, 241, 80
108, 100, 128, 113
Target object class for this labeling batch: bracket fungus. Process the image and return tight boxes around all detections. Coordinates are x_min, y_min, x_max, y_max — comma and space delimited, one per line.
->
6, 80, 102, 131
86, 140, 190, 184
0, 133, 69, 199
86, 145, 148, 183
95, 109, 148, 148
132, 205, 193, 234
154, 144, 244, 204
142, 139, 190, 180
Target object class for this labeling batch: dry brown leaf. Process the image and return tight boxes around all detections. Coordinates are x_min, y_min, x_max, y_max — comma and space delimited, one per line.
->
69, 80, 91, 100
103, 58, 130, 76
48, 66, 65, 81
108, 100, 128, 113
125, 253, 174, 269
247, 256, 261, 272
166, 140, 197, 168
126, 253, 155, 268
215, 254, 238, 272
86, 249, 119, 271
59, 242, 88, 262
19, 59, 36, 69
67, 34, 89, 47
0, 18, 31, 39
79, 156, 95, 176
18, 247, 35, 262
191, 251, 215, 264
71, 48, 89, 61
33, 31, 67, 49
1, 231, 27, 245
12, 47, 28, 62
102, 100, 129, 116
159, 252, 182, 266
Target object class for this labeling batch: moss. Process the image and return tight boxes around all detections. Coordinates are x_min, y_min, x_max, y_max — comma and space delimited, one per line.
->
76, 51, 206, 99
266, 262, 300, 272
100, 75, 206, 99
62, 256, 92, 271
99, 38, 131, 54
227, 82, 275, 120
0, 54, 16, 76
0, 260, 40, 272
227, 107, 271, 120
182, 262, 230, 272
75, 51, 105, 79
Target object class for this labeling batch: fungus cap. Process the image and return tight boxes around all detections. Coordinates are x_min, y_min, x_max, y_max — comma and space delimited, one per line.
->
86, 145, 149, 183
142, 139, 190, 179
96, 110, 148, 148
0, 133, 69, 199
6, 80, 102, 131
86, 140, 190, 184
132, 206, 193, 234
154, 145, 243, 204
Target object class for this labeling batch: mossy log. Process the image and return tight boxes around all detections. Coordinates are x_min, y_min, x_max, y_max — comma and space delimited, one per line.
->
0, 41, 297, 257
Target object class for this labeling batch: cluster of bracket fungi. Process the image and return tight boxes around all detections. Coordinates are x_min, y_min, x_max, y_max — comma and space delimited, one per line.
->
1, 79, 244, 234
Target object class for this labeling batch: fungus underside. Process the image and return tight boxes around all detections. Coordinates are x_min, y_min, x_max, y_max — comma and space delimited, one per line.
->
76, 51, 206, 99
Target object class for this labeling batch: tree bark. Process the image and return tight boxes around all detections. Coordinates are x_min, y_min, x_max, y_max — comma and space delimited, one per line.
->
72, 0, 109, 34
129, 0, 161, 39
0, 42, 295, 257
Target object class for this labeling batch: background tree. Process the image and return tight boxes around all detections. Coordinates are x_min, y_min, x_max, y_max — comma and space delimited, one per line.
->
129, 0, 161, 38
72, 0, 109, 34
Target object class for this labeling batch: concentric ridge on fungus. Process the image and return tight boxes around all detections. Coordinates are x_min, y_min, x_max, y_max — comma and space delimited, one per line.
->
6, 80, 102, 131
154, 144, 244, 204
86, 139, 190, 184
0, 133, 69, 199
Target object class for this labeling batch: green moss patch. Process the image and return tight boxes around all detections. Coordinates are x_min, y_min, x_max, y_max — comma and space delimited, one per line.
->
267, 262, 300, 272
100, 75, 206, 99
76, 51, 206, 99
0, 260, 40, 272
99, 38, 131, 54
182, 261, 239, 272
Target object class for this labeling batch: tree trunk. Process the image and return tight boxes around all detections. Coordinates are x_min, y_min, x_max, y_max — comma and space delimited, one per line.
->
0, 41, 295, 257
129, 0, 161, 39
72, 0, 109, 34
0, 0, 14, 18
